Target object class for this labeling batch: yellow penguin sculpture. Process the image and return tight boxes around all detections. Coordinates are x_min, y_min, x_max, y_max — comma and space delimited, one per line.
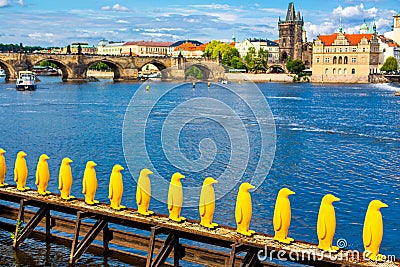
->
14, 151, 29, 191
363, 200, 388, 262
35, 154, 51, 195
199, 177, 218, 229
136, 168, 154, 216
108, 164, 125, 210
317, 194, 340, 252
0, 148, 7, 187
168, 172, 186, 222
235, 182, 256, 236
58, 157, 75, 200
82, 161, 99, 205
273, 188, 295, 243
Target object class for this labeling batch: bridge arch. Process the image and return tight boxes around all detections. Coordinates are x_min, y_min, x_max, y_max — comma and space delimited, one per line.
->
0, 60, 16, 81
184, 63, 211, 80
33, 59, 71, 81
86, 60, 124, 81
267, 64, 286, 74
138, 60, 167, 72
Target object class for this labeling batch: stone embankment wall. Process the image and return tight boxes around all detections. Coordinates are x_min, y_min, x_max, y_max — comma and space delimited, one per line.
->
225, 73, 295, 82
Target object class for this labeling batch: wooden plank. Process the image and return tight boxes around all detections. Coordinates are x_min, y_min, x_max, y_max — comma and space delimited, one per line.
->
0, 204, 278, 267
0, 186, 398, 267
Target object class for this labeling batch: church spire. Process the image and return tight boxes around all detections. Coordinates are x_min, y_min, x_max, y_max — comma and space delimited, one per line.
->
285, 2, 296, 21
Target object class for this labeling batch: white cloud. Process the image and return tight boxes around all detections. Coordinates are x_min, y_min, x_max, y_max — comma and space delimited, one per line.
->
259, 8, 286, 15
116, 19, 129, 24
0, 0, 10, 7
101, 3, 129, 12
28, 32, 54, 38
190, 4, 242, 12
333, 4, 365, 18
16, 0, 23, 6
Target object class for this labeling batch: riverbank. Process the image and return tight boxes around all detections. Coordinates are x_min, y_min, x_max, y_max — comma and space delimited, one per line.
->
226, 73, 295, 82
87, 69, 114, 78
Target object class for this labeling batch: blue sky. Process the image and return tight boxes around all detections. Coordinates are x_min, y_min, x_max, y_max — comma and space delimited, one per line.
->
0, 0, 399, 47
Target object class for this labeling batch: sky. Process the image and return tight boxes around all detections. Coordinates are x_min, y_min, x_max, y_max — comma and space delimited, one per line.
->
0, 0, 399, 47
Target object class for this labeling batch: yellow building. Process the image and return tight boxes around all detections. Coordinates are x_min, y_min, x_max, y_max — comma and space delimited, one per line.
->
312, 32, 380, 83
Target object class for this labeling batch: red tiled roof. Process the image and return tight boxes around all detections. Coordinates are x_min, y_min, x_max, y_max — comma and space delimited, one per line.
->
317, 33, 374, 46
123, 41, 174, 47
173, 42, 207, 51
378, 35, 400, 47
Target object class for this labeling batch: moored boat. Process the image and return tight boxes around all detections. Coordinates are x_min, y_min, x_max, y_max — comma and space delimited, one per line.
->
395, 91, 400, 96
16, 71, 37, 91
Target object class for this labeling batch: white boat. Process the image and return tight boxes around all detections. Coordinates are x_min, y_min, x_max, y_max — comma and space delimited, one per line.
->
0, 69, 5, 76
16, 71, 37, 91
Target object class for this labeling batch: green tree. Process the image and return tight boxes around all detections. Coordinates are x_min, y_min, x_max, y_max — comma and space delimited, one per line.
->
244, 47, 269, 73
286, 57, 305, 74
89, 62, 110, 71
204, 40, 243, 69
185, 66, 203, 79
39, 60, 58, 69
380, 56, 398, 72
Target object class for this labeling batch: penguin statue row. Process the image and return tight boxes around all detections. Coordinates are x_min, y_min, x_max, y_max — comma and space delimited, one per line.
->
0, 149, 390, 262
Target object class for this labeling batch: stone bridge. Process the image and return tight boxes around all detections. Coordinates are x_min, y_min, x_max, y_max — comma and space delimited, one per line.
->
0, 53, 226, 82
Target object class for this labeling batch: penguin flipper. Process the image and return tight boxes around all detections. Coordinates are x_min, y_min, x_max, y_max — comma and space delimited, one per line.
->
319, 216, 327, 240
168, 187, 174, 211
35, 168, 39, 186
273, 210, 282, 231
236, 204, 243, 224
108, 179, 113, 199
14, 167, 18, 182
82, 176, 86, 194
199, 191, 206, 217
58, 171, 63, 190
363, 223, 372, 247
136, 187, 142, 205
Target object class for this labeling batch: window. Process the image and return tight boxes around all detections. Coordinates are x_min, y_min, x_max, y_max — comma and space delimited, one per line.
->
344, 68, 347, 75
338, 56, 342, 64
352, 47, 357, 52
333, 56, 337, 64
352, 68, 356, 75
316, 57, 320, 63
362, 48, 366, 52
325, 68, 329, 75
338, 68, 342, 75
333, 68, 336, 74
351, 57, 356, 63
344, 56, 348, 64
325, 57, 330, 63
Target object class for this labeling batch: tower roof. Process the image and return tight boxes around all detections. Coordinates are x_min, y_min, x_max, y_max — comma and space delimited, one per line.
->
360, 19, 369, 30
286, 2, 296, 21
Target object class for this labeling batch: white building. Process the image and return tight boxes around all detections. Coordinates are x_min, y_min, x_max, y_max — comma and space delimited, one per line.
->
97, 40, 125, 55
377, 35, 400, 68
234, 38, 279, 63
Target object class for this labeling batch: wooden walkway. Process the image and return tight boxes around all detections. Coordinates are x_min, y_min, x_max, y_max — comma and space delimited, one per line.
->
0, 186, 398, 267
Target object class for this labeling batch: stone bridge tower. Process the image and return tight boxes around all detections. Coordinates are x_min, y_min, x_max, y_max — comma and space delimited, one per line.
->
278, 2, 305, 63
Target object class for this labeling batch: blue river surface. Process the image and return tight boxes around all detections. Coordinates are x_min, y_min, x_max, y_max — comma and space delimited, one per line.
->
0, 76, 399, 266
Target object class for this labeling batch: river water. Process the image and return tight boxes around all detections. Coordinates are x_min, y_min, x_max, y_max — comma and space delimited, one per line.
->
0, 76, 399, 266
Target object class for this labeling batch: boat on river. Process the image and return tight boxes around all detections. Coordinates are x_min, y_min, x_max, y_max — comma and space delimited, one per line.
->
0, 69, 5, 76
32, 66, 60, 76
395, 91, 400, 96
16, 71, 37, 91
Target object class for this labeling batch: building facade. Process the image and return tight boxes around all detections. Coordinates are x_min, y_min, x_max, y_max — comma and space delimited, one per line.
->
312, 32, 380, 83
171, 42, 207, 58
234, 38, 279, 63
278, 2, 306, 62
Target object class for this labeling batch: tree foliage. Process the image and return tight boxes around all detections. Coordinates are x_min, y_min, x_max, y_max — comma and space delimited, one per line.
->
204, 40, 244, 69
38, 60, 58, 69
244, 47, 269, 73
185, 65, 203, 79
89, 62, 110, 71
286, 57, 305, 74
0, 43, 46, 52
380, 56, 398, 72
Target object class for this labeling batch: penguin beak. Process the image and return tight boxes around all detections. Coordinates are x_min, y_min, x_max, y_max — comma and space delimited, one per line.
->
92, 162, 97, 167
333, 196, 340, 202
0, 149, 5, 154
213, 180, 218, 184
288, 190, 295, 195
148, 170, 153, 175
67, 158, 73, 163
120, 166, 125, 171
249, 184, 255, 190
44, 155, 50, 160
380, 202, 388, 208
22, 152, 27, 157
